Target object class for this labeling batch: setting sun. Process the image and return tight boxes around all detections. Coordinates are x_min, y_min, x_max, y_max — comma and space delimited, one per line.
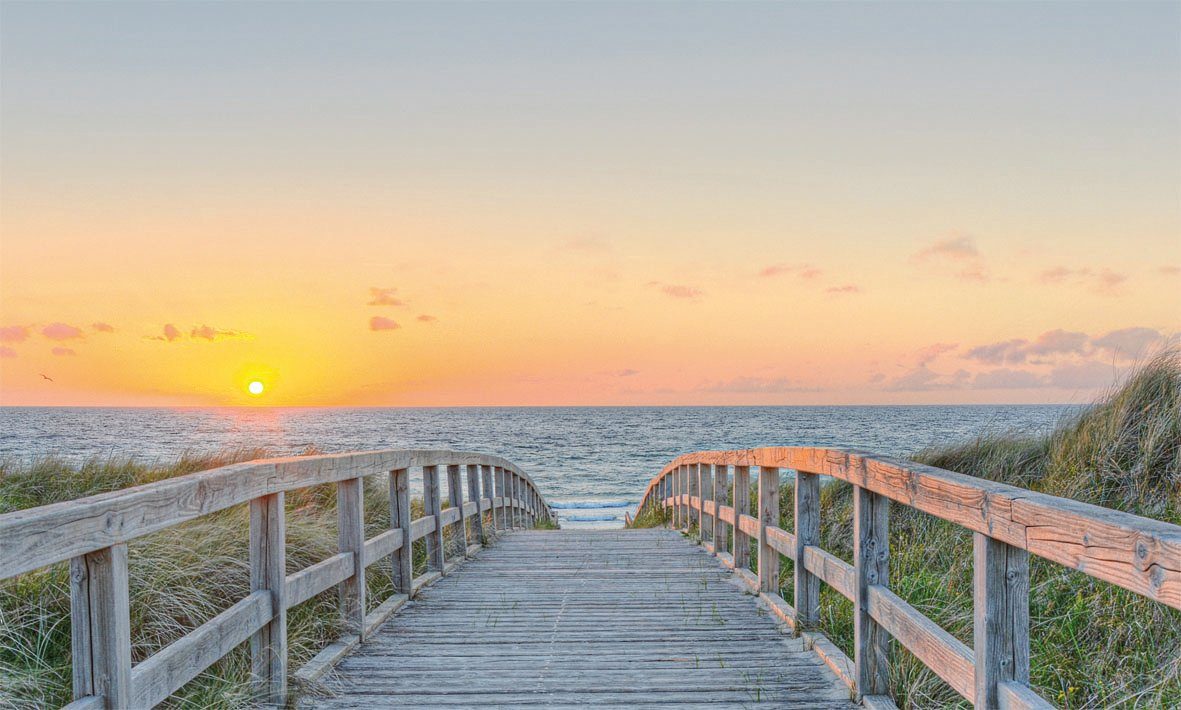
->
247, 381, 264, 396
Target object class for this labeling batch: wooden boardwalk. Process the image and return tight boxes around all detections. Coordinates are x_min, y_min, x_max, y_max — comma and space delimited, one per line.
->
300, 529, 856, 709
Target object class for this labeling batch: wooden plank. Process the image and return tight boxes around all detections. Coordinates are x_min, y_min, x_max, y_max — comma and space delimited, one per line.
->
975, 532, 1031, 708
699, 463, 713, 543
131, 591, 272, 708
866, 584, 974, 700
337, 477, 366, 637
494, 467, 506, 531
285, 552, 354, 608
447, 464, 463, 552
390, 468, 412, 596
467, 464, 485, 545
73, 544, 131, 709
62, 696, 103, 710
713, 464, 729, 554
732, 465, 751, 571
802, 545, 855, 601
854, 486, 890, 698
440, 507, 462, 526
758, 467, 780, 594
480, 465, 494, 538
423, 466, 445, 571
716, 504, 735, 525
249, 492, 287, 704
795, 471, 821, 629
688, 463, 700, 529
766, 524, 797, 560
738, 513, 760, 538
998, 680, 1055, 710
410, 515, 436, 542
363, 528, 404, 567
69, 556, 94, 701
803, 630, 857, 694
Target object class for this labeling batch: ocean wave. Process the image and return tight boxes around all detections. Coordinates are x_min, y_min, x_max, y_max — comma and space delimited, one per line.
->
549, 500, 634, 509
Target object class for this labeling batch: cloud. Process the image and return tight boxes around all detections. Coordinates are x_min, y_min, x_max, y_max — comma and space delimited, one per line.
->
916, 342, 958, 365
191, 325, 251, 341
1160, 265, 1180, 276
367, 287, 404, 306
885, 364, 948, 391
0, 346, 15, 358
0, 325, 30, 343
41, 322, 84, 340
612, 368, 640, 378
698, 376, 816, 393
145, 323, 184, 342
649, 282, 704, 300
369, 316, 400, 331
51, 346, 76, 357
1048, 360, 1118, 389
965, 339, 1029, 365
1038, 266, 1127, 295
972, 368, 1045, 389
759, 263, 822, 279
1091, 327, 1165, 359
92, 322, 115, 333
1027, 329, 1089, 357
416, 314, 437, 323
913, 234, 989, 282
825, 284, 861, 295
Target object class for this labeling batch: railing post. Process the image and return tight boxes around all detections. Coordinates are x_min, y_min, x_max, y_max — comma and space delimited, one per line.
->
757, 467, 780, 593
700, 463, 714, 550
713, 464, 728, 555
732, 465, 751, 570
974, 533, 1031, 709
249, 492, 287, 704
480, 465, 495, 538
468, 464, 485, 545
689, 463, 700, 531
447, 464, 463, 559
794, 471, 820, 630
493, 466, 506, 532
337, 476, 366, 637
69, 544, 132, 709
672, 467, 681, 529
390, 468, 413, 596
423, 465, 445, 572
854, 486, 891, 698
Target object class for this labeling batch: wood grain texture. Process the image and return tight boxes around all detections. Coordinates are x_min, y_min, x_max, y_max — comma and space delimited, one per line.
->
299, 530, 855, 709
71, 544, 132, 709
285, 552, 353, 609
248, 492, 287, 704
795, 471, 821, 629
866, 584, 973, 700
975, 532, 1031, 708
336, 478, 366, 638
632, 447, 1181, 608
855, 486, 890, 698
423, 466, 445, 572
758, 467, 780, 594
389, 468, 412, 595
732, 466, 751, 571
713, 464, 729, 554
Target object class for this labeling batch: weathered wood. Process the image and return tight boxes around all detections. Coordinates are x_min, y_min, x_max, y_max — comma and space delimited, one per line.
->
286, 552, 354, 608
467, 464, 485, 545
249, 492, 287, 704
700, 463, 715, 547
854, 486, 890, 698
446, 464, 463, 553
758, 467, 781, 595
337, 477, 366, 637
998, 680, 1055, 709
803, 630, 857, 694
766, 524, 797, 560
410, 514, 436, 542
132, 591, 272, 708
423, 465, 445, 571
713, 464, 728, 554
688, 462, 700, 529
732, 465, 751, 571
975, 532, 1031, 708
802, 545, 855, 601
866, 584, 973, 699
480, 465, 494, 536
493, 466, 505, 531
362, 528, 404, 567
633, 447, 1181, 609
72, 544, 131, 709
390, 468, 412, 595
795, 471, 821, 629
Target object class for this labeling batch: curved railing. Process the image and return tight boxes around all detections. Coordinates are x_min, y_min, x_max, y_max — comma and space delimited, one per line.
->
634, 447, 1180, 709
0, 449, 554, 709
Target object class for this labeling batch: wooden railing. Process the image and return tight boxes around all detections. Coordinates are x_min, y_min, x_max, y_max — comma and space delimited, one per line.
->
0, 449, 554, 709
634, 447, 1180, 709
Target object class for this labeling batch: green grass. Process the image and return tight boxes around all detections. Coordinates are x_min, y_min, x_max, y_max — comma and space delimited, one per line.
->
634, 350, 1181, 708
0, 448, 543, 709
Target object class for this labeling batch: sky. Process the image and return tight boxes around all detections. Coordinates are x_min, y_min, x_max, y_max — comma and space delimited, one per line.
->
1, 1, 1178, 407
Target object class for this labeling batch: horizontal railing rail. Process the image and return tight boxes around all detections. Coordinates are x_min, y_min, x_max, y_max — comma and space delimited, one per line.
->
0, 449, 554, 709
633, 447, 1180, 709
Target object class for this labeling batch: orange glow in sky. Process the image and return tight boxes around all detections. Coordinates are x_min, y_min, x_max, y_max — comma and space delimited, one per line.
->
0, 4, 1178, 407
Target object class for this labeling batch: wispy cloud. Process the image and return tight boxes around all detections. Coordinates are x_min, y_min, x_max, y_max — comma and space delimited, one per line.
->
965, 338, 1028, 365
1160, 265, 1180, 277
51, 346, 76, 357
0, 325, 30, 343
915, 342, 958, 366
1038, 266, 1127, 295
416, 314, 438, 323
913, 234, 990, 282
825, 284, 862, 295
759, 263, 822, 279
1091, 327, 1166, 359
611, 368, 640, 378
367, 287, 404, 306
0, 346, 16, 359
648, 282, 704, 300
369, 316, 400, 331
971, 368, 1045, 389
1047, 360, 1118, 389
41, 323, 84, 340
146, 324, 184, 342
698, 375, 817, 393
190, 325, 252, 342
92, 322, 115, 333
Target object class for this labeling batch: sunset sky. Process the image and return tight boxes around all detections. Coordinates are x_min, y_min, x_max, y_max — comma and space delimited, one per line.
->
1, 2, 1178, 407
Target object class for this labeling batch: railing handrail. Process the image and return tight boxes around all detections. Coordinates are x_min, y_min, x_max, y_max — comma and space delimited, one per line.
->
0, 448, 554, 709
1, 448, 549, 578
633, 447, 1180, 709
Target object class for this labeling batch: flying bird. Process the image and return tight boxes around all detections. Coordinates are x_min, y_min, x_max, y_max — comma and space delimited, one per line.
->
39, 373, 53, 382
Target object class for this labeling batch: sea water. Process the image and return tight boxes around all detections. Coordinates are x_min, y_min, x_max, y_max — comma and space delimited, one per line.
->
0, 406, 1071, 528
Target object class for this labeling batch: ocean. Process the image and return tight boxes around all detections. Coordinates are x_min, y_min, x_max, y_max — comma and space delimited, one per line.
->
0, 405, 1071, 528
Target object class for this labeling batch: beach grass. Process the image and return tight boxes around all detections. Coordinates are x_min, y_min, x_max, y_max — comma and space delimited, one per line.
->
0, 448, 538, 709
633, 350, 1180, 708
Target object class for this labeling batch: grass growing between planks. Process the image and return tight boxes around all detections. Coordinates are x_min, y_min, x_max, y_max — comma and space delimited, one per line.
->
0, 448, 527, 709
634, 351, 1181, 709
